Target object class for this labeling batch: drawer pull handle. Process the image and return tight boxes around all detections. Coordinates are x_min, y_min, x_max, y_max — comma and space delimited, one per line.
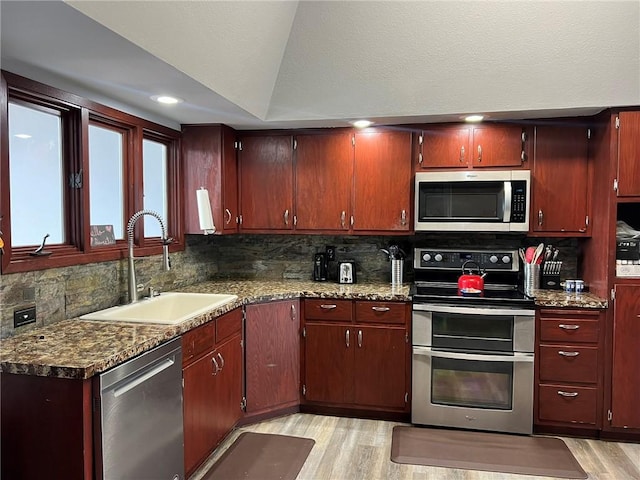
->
346, 329, 350, 348
358, 329, 363, 348
558, 324, 580, 330
320, 304, 337, 310
371, 306, 390, 312
557, 390, 579, 398
558, 351, 580, 357
211, 356, 220, 376
217, 352, 225, 371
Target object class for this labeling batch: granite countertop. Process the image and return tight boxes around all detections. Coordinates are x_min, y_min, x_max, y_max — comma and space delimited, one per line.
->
0, 280, 409, 379
532, 289, 608, 309
0, 279, 608, 380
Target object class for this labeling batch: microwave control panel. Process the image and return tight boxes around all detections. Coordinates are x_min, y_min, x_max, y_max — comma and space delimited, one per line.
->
510, 180, 527, 222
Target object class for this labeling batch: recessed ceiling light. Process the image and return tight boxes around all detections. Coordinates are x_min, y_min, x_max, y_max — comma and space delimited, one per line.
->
151, 95, 184, 105
14, 133, 32, 139
352, 120, 373, 128
464, 115, 484, 123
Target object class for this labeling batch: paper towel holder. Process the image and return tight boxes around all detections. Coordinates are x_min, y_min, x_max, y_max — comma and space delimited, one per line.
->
196, 187, 216, 235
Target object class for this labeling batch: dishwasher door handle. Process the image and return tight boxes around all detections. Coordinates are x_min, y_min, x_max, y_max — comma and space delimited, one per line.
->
113, 358, 176, 397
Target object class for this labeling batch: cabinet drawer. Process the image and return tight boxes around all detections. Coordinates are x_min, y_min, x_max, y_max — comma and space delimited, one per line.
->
216, 308, 242, 344
538, 384, 597, 425
355, 301, 406, 325
182, 322, 215, 366
538, 345, 598, 384
305, 299, 352, 321
539, 318, 599, 343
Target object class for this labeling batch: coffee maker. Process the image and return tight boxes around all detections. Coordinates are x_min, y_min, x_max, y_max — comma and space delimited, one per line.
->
313, 253, 328, 281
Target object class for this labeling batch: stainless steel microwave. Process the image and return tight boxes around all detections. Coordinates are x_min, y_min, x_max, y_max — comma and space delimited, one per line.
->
414, 170, 530, 232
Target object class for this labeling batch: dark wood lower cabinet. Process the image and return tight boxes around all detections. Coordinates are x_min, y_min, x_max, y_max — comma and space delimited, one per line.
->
302, 300, 410, 414
535, 308, 604, 433
245, 299, 301, 415
1, 374, 93, 479
183, 308, 243, 477
610, 284, 640, 430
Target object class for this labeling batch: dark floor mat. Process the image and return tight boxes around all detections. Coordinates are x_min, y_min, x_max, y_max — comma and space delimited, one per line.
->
202, 432, 315, 480
391, 426, 587, 479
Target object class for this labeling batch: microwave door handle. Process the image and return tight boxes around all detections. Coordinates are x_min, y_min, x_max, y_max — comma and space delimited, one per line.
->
503, 181, 512, 222
413, 346, 534, 363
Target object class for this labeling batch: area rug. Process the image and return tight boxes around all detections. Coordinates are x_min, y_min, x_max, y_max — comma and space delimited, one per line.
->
391, 426, 587, 479
202, 432, 315, 480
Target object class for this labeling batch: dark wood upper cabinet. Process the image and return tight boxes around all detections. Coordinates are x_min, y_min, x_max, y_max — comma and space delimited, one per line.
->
353, 130, 412, 232
531, 125, 591, 235
610, 284, 640, 429
294, 132, 353, 231
418, 124, 526, 169
470, 124, 526, 167
616, 111, 640, 197
238, 135, 294, 231
182, 125, 239, 234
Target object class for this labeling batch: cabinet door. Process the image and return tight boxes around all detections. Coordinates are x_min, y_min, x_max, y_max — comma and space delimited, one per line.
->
221, 126, 239, 232
294, 132, 353, 231
304, 323, 353, 404
353, 326, 407, 409
245, 300, 300, 413
532, 125, 590, 234
419, 125, 471, 169
353, 130, 412, 231
183, 351, 217, 475
611, 284, 640, 428
182, 125, 238, 234
238, 135, 294, 230
617, 111, 640, 197
212, 334, 243, 446
471, 125, 525, 168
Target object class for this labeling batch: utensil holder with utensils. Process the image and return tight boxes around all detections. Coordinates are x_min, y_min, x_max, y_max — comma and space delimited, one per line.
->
524, 263, 540, 295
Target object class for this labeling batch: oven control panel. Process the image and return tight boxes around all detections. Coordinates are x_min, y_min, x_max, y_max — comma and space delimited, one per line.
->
414, 248, 519, 271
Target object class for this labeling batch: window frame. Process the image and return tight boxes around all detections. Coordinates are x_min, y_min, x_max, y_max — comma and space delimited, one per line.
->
0, 71, 183, 274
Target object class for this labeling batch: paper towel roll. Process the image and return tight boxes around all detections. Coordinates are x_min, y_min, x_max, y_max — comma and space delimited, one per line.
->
196, 188, 216, 234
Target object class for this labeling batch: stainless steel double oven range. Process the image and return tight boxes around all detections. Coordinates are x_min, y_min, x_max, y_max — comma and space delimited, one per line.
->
411, 248, 535, 435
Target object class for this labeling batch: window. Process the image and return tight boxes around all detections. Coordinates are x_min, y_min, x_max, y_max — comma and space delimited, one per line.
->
89, 122, 126, 241
9, 101, 65, 246
0, 71, 183, 273
142, 137, 168, 238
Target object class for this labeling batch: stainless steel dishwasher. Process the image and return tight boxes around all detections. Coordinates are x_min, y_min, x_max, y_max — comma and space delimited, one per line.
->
96, 337, 184, 480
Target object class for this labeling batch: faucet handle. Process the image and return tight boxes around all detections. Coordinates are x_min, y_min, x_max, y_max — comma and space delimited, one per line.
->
162, 237, 174, 246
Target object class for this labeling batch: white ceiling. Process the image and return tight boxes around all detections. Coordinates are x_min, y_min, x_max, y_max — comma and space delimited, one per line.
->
2, 1, 639, 131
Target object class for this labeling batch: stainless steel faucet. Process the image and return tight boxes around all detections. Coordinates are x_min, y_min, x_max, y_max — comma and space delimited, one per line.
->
127, 210, 172, 303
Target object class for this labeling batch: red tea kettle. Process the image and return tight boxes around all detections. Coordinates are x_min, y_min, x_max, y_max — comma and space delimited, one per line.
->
457, 260, 487, 294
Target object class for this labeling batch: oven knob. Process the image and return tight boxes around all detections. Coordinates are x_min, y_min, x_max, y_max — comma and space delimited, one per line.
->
502, 255, 511, 264
422, 253, 431, 262
489, 255, 498, 263
434, 254, 443, 262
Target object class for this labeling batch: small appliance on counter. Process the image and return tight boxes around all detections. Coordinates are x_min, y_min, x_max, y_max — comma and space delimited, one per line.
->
313, 252, 328, 281
338, 260, 356, 284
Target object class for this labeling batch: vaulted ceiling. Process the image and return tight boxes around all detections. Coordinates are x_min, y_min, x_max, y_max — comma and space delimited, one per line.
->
2, 1, 639, 130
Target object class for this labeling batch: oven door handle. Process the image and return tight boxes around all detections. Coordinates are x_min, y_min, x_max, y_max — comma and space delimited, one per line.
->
412, 303, 534, 317
413, 346, 534, 363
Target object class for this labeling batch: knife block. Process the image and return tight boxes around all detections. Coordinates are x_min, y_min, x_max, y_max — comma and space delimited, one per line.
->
541, 273, 562, 290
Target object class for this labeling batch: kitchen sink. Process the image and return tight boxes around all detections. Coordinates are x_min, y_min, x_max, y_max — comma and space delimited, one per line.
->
79, 292, 239, 325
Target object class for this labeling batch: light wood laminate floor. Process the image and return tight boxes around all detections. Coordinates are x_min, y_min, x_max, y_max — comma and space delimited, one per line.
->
191, 413, 640, 480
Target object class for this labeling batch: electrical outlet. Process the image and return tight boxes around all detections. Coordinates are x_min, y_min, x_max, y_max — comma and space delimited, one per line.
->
14, 306, 36, 328
325, 246, 336, 261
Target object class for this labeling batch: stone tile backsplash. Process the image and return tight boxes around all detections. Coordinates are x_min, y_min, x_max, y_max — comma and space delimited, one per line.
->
0, 233, 579, 338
